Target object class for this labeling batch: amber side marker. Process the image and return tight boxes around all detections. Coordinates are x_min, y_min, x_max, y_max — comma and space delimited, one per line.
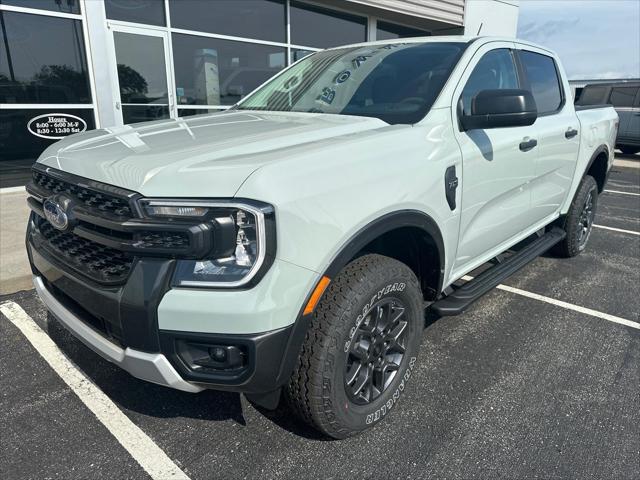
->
303, 276, 331, 315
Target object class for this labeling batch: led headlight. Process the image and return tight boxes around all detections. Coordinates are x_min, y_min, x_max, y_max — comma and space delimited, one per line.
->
140, 200, 271, 288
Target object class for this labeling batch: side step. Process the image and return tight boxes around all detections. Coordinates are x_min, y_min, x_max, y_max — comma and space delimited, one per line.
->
431, 228, 566, 316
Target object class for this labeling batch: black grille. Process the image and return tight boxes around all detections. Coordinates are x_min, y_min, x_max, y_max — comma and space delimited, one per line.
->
135, 231, 190, 249
33, 170, 133, 218
37, 219, 134, 284
44, 279, 125, 347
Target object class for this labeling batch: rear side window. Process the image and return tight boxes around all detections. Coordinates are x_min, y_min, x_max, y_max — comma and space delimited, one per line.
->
577, 86, 608, 105
520, 50, 563, 114
461, 49, 519, 115
520, 50, 562, 114
608, 87, 638, 107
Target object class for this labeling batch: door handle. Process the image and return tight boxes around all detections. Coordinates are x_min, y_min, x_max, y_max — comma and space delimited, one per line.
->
519, 138, 537, 152
565, 127, 578, 139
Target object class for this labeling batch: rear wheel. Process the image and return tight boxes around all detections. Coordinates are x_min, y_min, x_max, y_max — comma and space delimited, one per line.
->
286, 254, 423, 439
552, 175, 598, 257
619, 146, 639, 155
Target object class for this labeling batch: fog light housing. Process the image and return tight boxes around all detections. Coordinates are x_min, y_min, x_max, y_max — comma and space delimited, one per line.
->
179, 341, 246, 371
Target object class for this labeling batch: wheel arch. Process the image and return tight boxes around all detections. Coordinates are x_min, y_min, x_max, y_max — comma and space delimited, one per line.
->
271, 210, 445, 394
585, 144, 610, 192
322, 210, 445, 300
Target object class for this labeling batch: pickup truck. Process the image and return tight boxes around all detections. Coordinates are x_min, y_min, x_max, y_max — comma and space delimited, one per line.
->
26, 36, 618, 439
576, 81, 640, 154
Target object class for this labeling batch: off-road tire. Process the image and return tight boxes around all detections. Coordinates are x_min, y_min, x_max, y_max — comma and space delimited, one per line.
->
552, 175, 599, 258
285, 254, 423, 439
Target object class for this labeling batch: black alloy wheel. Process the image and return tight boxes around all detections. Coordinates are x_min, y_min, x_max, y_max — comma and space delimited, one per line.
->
344, 298, 408, 405
576, 188, 595, 249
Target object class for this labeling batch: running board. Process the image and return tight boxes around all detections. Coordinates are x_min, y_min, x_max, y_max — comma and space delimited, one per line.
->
431, 228, 566, 316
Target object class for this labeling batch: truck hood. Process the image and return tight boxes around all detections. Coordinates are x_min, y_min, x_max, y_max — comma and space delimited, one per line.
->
37, 111, 387, 197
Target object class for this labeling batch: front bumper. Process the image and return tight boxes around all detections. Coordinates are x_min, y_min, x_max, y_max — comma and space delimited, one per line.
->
28, 218, 316, 394
34, 275, 202, 393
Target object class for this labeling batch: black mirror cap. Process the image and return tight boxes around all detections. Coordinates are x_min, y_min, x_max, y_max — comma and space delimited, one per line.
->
461, 89, 538, 131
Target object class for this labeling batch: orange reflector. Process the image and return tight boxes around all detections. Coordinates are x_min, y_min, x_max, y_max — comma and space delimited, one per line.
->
303, 276, 331, 315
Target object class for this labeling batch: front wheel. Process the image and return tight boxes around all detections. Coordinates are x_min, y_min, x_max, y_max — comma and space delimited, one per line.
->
552, 175, 599, 258
285, 254, 424, 439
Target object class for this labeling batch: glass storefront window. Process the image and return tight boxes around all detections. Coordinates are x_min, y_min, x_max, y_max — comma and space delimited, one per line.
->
0, 11, 91, 104
105, 0, 165, 27
178, 108, 225, 117
291, 49, 315, 63
0, 0, 80, 14
290, 1, 366, 48
172, 33, 286, 106
169, 0, 285, 43
0, 108, 95, 178
376, 21, 429, 40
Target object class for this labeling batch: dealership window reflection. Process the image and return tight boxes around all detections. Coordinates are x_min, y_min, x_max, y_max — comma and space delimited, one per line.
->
0, 11, 91, 103
0, 0, 80, 14
172, 34, 286, 106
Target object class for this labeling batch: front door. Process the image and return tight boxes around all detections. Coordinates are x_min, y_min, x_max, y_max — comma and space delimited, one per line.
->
108, 25, 175, 125
451, 43, 538, 275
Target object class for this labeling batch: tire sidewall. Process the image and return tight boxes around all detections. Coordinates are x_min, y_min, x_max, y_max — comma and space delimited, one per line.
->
571, 177, 598, 254
317, 271, 422, 435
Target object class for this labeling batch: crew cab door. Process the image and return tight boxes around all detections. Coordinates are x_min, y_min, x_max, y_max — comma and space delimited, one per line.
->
451, 43, 538, 273
515, 46, 579, 220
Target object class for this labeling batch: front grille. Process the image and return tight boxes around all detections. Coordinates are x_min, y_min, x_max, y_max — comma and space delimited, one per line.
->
44, 279, 125, 347
33, 170, 133, 218
135, 231, 190, 249
37, 218, 134, 284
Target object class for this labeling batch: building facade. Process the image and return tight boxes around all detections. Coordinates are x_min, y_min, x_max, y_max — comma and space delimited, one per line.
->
0, 0, 519, 186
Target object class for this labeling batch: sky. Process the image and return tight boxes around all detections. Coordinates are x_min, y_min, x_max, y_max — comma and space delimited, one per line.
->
517, 0, 640, 80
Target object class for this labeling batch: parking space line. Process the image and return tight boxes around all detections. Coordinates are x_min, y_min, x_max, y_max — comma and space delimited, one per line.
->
593, 224, 640, 236
0, 301, 191, 480
461, 276, 640, 330
604, 189, 640, 196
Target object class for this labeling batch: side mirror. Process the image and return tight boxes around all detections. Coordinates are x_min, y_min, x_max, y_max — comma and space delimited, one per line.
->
461, 89, 537, 131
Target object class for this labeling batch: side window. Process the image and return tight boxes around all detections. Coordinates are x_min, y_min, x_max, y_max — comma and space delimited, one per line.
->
576, 86, 608, 105
608, 87, 638, 108
461, 49, 519, 115
520, 50, 563, 114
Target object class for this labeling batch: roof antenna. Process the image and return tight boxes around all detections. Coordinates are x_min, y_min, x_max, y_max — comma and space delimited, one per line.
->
476, 22, 483, 35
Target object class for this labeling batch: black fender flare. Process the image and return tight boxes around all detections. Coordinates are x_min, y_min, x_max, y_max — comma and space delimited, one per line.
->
273, 210, 445, 388
584, 144, 611, 191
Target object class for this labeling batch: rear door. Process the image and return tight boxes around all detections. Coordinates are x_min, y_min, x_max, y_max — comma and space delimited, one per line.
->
451, 42, 537, 273
515, 46, 579, 220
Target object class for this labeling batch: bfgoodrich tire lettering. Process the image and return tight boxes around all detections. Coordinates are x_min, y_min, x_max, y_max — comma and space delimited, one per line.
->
285, 254, 423, 439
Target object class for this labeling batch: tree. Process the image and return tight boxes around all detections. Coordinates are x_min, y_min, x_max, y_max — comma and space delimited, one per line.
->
117, 64, 148, 102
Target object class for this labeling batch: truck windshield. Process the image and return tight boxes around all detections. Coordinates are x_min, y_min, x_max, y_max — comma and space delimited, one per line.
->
235, 42, 465, 125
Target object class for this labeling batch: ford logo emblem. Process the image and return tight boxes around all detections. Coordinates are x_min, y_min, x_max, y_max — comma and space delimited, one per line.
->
43, 198, 69, 231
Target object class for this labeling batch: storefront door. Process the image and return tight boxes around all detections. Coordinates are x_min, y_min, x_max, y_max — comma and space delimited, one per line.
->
108, 25, 175, 125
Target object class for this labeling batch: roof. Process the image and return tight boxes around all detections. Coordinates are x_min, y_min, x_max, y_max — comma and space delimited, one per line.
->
325, 36, 555, 54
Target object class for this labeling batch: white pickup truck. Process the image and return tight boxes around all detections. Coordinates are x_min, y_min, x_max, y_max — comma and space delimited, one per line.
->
26, 36, 618, 438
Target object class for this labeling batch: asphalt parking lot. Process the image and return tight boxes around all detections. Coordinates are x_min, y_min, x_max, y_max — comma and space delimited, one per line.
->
1, 162, 638, 480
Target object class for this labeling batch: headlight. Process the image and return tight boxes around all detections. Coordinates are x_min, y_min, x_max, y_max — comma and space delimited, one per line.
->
139, 199, 272, 288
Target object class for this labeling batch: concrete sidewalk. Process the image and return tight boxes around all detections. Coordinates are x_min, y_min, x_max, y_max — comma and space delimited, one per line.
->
0, 188, 31, 295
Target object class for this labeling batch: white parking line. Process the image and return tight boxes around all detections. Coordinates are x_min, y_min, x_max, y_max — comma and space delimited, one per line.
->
593, 224, 640, 236
0, 301, 191, 480
461, 276, 640, 330
604, 189, 640, 196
